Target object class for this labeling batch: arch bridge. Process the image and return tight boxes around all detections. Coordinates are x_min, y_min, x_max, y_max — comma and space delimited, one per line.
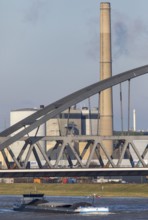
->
0, 65, 148, 177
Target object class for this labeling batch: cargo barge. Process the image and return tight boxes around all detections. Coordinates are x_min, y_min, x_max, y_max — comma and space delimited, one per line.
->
13, 193, 109, 214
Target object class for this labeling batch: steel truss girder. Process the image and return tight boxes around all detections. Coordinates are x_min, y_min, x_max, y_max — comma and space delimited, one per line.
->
1, 135, 148, 170
0, 65, 148, 151
2, 168, 148, 178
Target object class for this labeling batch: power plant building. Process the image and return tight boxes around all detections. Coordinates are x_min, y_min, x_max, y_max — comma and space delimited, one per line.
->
9, 107, 46, 165
46, 107, 98, 137
46, 107, 98, 153
2, 107, 99, 164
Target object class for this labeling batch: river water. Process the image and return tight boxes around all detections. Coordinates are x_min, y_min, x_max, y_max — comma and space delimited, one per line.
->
0, 195, 148, 220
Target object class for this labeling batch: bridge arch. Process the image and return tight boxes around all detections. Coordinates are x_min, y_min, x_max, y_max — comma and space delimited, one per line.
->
0, 65, 148, 150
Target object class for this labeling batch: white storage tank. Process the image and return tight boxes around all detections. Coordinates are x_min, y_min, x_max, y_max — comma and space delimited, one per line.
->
9, 107, 46, 165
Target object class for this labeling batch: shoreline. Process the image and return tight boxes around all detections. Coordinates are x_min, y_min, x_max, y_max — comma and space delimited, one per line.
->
0, 183, 148, 197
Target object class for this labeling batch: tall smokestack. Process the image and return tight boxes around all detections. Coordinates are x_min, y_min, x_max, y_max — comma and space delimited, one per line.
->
99, 2, 113, 157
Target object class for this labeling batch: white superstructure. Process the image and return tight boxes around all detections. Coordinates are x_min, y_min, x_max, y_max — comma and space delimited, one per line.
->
10, 107, 46, 163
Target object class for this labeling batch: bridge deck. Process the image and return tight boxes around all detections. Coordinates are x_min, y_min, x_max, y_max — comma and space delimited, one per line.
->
1, 168, 148, 178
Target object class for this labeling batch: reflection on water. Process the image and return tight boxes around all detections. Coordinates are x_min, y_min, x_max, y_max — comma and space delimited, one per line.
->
0, 195, 148, 220
0, 208, 14, 213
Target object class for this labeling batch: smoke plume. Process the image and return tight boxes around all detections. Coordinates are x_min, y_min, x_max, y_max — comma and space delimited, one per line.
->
24, 0, 49, 24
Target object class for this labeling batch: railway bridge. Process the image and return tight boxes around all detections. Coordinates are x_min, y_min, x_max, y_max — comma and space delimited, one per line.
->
0, 65, 148, 177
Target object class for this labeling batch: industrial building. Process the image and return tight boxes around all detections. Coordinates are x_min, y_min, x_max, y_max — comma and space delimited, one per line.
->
0, 107, 46, 168
46, 106, 98, 136
0, 106, 99, 168
0, 106, 145, 168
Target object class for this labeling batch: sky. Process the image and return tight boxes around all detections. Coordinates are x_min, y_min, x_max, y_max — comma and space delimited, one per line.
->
1, 0, 148, 131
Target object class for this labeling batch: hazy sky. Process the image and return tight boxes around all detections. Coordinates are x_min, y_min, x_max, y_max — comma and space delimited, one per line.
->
1, 0, 148, 131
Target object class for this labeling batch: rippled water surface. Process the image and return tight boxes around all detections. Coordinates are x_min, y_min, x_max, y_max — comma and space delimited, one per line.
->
0, 195, 148, 220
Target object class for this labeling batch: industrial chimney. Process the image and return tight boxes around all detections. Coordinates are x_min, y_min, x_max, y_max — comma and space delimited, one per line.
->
99, 2, 113, 158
